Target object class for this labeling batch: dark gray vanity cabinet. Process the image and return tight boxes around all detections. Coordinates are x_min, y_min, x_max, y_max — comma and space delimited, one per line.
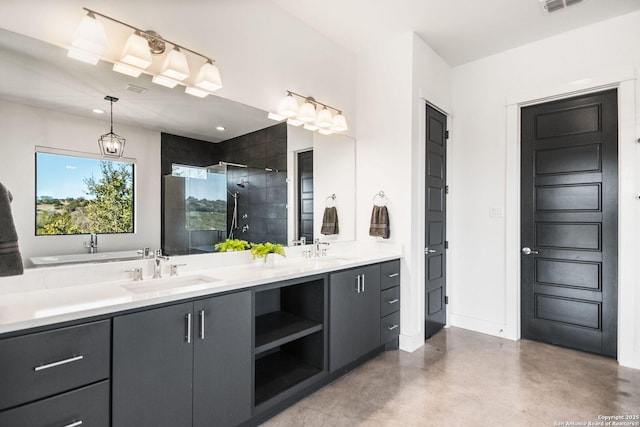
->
0, 320, 110, 427
329, 264, 381, 372
112, 291, 252, 427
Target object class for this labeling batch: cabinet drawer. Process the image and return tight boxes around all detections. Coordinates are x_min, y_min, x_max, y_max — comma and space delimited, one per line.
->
0, 380, 109, 427
380, 286, 400, 318
380, 260, 400, 290
0, 320, 110, 411
380, 311, 400, 344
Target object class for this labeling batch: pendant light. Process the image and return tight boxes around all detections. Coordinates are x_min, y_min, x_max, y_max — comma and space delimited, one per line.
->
315, 107, 333, 128
330, 112, 348, 132
120, 32, 153, 69
194, 61, 223, 92
98, 96, 126, 158
277, 93, 299, 118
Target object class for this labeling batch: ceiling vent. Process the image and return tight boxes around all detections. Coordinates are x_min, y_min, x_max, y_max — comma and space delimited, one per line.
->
125, 84, 147, 95
540, 0, 583, 14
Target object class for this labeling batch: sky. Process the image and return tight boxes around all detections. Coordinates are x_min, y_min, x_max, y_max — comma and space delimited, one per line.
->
36, 152, 132, 200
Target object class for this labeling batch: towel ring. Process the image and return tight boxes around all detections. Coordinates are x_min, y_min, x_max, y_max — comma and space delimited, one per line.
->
325, 194, 337, 207
373, 191, 388, 207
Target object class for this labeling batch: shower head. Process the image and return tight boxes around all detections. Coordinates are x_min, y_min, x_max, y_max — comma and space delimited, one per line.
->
237, 178, 249, 188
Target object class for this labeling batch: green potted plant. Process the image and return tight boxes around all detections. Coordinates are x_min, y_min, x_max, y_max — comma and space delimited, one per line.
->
250, 242, 286, 267
214, 238, 251, 252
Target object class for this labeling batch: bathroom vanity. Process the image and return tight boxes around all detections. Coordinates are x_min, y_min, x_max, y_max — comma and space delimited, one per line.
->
0, 251, 401, 427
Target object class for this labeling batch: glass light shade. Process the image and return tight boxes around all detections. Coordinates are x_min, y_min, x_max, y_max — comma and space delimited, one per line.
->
315, 107, 333, 128
161, 48, 190, 81
121, 33, 152, 69
330, 113, 348, 132
194, 62, 222, 92
303, 123, 319, 131
152, 74, 179, 88
318, 129, 334, 135
268, 112, 286, 121
286, 118, 304, 127
185, 86, 209, 98
67, 14, 108, 65
277, 94, 299, 118
113, 62, 142, 78
297, 100, 317, 123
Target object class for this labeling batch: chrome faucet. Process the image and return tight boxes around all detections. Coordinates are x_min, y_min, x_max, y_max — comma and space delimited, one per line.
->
292, 237, 306, 246
85, 233, 98, 254
153, 249, 170, 279
314, 238, 330, 257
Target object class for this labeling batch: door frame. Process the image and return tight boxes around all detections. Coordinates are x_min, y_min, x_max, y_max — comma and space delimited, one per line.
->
504, 68, 638, 367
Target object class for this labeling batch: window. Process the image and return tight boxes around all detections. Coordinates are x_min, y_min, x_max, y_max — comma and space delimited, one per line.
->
35, 150, 135, 235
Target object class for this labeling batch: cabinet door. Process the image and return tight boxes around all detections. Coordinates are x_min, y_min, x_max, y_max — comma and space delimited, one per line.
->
113, 302, 194, 427
329, 264, 381, 372
193, 291, 252, 427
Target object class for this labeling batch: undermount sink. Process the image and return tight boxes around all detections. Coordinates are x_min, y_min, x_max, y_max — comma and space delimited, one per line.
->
121, 274, 220, 294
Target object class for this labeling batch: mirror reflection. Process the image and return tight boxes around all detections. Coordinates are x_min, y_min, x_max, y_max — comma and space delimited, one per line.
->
0, 28, 356, 267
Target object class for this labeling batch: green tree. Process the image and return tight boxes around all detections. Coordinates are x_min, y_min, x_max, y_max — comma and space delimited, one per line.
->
84, 161, 134, 233
41, 212, 82, 235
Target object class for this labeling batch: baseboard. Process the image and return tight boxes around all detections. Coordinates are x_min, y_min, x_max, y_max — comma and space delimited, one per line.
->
399, 332, 424, 352
450, 313, 517, 341
618, 350, 640, 370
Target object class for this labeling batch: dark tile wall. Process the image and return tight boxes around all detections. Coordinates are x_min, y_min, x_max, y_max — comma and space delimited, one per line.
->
161, 123, 288, 254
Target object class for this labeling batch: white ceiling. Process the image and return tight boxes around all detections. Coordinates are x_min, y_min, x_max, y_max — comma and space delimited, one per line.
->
269, 0, 640, 66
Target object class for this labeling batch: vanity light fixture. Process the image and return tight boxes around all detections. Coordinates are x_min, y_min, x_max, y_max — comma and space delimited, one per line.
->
68, 8, 223, 97
270, 91, 348, 134
98, 96, 126, 158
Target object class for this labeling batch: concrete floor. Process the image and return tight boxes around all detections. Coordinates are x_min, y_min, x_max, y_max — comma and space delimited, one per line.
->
263, 327, 640, 426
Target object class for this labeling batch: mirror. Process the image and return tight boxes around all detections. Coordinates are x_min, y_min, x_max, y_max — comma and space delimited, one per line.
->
0, 28, 356, 266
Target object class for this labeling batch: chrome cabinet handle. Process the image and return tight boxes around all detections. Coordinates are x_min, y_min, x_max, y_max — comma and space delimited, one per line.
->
62, 421, 83, 427
354, 275, 361, 293
388, 273, 399, 278
387, 299, 399, 304
424, 247, 436, 254
522, 247, 539, 255
361, 273, 365, 292
185, 313, 192, 343
387, 324, 399, 331
34, 355, 84, 372
199, 310, 205, 340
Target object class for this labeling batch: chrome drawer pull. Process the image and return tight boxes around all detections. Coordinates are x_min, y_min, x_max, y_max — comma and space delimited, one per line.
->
62, 421, 83, 427
34, 355, 84, 372
388, 273, 399, 278
387, 299, 399, 304
387, 324, 399, 331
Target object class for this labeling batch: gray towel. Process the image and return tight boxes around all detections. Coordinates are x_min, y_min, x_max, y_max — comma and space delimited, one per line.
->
0, 182, 24, 277
321, 207, 339, 235
369, 205, 389, 239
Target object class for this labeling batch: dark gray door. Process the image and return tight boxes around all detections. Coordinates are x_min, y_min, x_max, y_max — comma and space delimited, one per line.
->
297, 150, 314, 243
112, 302, 194, 427
193, 291, 252, 427
425, 105, 447, 339
521, 89, 618, 358
329, 265, 381, 372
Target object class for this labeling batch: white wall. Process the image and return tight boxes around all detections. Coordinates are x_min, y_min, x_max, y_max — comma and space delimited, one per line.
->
450, 11, 640, 368
356, 32, 452, 351
0, 100, 161, 265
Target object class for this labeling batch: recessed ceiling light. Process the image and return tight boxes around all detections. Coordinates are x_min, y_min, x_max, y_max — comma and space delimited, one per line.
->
216, 126, 226, 131
93, 108, 104, 114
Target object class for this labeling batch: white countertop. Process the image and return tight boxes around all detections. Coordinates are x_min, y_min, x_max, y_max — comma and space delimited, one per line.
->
0, 246, 401, 335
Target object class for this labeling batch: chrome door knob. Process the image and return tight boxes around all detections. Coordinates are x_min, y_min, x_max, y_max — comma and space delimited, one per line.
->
424, 247, 437, 254
522, 247, 539, 255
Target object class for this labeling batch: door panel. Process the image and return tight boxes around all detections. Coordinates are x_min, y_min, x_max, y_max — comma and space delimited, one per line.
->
521, 89, 618, 358
425, 105, 447, 339
297, 150, 314, 243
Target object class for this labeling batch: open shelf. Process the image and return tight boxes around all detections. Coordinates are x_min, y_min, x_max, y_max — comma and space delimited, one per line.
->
254, 347, 323, 406
255, 311, 323, 354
